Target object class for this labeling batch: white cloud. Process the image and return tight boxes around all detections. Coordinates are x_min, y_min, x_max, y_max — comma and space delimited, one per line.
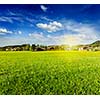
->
0, 16, 24, 23
41, 16, 53, 21
26, 17, 36, 23
36, 21, 63, 32
40, 5, 47, 12
29, 32, 43, 38
0, 28, 13, 35
65, 21, 96, 36
0, 37, 31, 47
8, 10, 17, 16
0, 19, 100, 47
18, 31, 22, 35
14, 31, 23, 35
0, 28, 22, 36
30, 20, 100, 46
0, 17, 13, 23
54, 20, 99, 45
0, 28, 8, 33
29, 32, 47, 43
55, 33, 98, 46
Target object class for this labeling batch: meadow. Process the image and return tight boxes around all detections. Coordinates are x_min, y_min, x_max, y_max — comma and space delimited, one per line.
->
0, 51, 100, 95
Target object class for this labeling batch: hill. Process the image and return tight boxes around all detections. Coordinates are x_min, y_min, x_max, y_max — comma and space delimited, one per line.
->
90, 40, 100, 47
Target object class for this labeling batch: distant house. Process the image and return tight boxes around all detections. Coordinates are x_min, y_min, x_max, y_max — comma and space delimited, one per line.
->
65, 47, 72, 51
36, 47, 45, 51
6, 48, 9, 51
78, 47, 84, 51
93, 47, 100, 51
49, 47, 55, 50
78, 46, 93, 51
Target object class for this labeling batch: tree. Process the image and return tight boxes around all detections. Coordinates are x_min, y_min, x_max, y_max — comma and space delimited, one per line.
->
22, 44, 30, 51
32, 44, 36, 51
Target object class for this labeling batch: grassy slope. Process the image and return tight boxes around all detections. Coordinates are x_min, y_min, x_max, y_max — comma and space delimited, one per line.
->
0, 51, 100, 94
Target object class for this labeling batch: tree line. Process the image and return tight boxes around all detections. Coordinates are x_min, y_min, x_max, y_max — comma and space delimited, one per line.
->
0, 44, 67, 51
1, 40, 100, 51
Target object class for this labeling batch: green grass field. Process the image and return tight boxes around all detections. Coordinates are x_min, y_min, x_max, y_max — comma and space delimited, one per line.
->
0, 51, 100, 95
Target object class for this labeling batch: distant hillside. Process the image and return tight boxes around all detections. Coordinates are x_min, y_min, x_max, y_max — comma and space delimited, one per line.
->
90, 40, 100, 47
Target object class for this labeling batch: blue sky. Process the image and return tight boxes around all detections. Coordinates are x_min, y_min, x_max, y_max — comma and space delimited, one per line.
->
0, 4, 100, 46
